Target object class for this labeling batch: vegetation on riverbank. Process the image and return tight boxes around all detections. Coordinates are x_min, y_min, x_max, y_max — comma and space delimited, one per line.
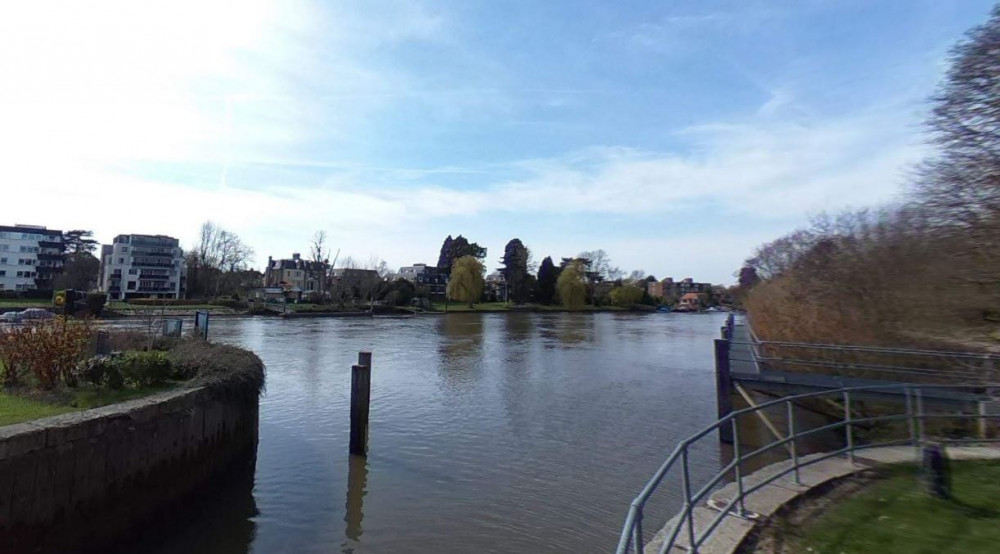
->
741, 9, 1000, 350
0, 320, 265, 426
781, 461, 1000, 553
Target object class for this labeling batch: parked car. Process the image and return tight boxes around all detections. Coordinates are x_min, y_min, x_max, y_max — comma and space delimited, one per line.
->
1, 311, 21, 323
19, 308, 54, 321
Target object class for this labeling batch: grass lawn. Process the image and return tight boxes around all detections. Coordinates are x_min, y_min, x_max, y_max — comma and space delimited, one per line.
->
0, 383, 180, 426
791, 461, 1000, 553
0, 298, 52, 308
107, 302, 231, 312
429, 302, 630, 312
0, 394, 76, 426
431, 301, 510, 312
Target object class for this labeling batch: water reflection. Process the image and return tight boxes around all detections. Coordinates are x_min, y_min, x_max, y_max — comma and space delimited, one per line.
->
342, 455, 369, 553
113, 452, 259, 554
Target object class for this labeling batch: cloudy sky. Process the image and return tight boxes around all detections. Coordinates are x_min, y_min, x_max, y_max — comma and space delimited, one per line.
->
1, 1, 994, 283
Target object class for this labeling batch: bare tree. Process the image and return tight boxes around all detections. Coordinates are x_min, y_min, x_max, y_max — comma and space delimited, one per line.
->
310, 231, 330, 299
191, 221, 255, 297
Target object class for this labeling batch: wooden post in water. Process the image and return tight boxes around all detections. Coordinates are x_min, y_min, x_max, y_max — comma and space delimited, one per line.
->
350, 352, 373, 455
715, 338, 733, 443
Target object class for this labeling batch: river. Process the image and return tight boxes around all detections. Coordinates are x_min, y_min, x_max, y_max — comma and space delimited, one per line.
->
127, 312, 729, 554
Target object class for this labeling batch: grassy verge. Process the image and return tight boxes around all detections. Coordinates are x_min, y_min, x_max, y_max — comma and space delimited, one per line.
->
790, 461, 1000, 553
0, 299, 52, 308
0, 394, 76, 426
107, 302, 233, 312
0, 383, 180, 426
429, 302, 631, 312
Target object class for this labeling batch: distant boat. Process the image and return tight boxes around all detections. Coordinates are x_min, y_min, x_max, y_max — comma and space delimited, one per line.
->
657, 306, 672, 313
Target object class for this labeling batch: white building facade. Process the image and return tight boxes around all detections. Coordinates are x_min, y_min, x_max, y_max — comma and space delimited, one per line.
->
0, 224, 65, 294
100, 234, 186, 300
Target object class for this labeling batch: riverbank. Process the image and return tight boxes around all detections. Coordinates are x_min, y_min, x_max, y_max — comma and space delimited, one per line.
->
0, 338, 265, 554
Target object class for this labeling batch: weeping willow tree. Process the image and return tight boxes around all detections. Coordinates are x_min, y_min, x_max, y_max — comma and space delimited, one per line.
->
447, 256, 485, 308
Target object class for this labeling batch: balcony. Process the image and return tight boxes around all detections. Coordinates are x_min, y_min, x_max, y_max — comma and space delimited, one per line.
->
38, 240, 63, 249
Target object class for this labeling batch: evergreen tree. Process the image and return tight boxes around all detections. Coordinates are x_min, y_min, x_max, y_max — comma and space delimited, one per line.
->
500, 238, 530, 304
436, 235, 453, 269
536, 256, 558, 304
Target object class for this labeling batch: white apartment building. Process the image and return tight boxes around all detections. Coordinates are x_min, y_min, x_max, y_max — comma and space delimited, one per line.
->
100, 234, 186, 300
0, 224, 65, 294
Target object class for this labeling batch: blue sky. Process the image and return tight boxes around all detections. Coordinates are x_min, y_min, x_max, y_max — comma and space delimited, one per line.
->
1, 0, 995, 283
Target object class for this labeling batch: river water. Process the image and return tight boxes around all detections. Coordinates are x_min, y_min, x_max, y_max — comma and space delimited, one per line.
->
134, 312, 729, 554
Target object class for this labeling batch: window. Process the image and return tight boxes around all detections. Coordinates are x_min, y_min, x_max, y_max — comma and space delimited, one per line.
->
16, 271, 23, 277
0, 271, 4, 277
118, 258, 125, 264
0, 244, 7, 251
127, 281, 136, 290
0, 257, 5, 264
128, 269, 137, 275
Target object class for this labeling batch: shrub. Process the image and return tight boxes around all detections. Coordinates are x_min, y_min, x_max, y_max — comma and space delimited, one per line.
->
74, 356, 125, 389
209, 299, 249, 310
127, 298, 208, 306
119, 351, 172, 387
0, 318, 93, 389
167, 339, 265, 401
108, 330, 176, 352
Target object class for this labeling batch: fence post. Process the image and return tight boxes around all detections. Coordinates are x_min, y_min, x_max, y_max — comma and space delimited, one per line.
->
715, 339, 733, 443
681, 449, 697, 552
906, 387, 919, 462
843, 391, 855, 465
787, 400, 801, 485
350, 351, 373, 456
732, 418, 746, 516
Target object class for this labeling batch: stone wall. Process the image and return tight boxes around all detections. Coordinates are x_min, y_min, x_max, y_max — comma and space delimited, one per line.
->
0, 386, 259, 554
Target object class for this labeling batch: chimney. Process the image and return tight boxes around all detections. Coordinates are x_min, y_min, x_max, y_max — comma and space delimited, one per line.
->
292, 252, 301, 261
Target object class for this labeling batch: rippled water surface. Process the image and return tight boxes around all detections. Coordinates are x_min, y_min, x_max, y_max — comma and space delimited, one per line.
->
140, 312, 728, 554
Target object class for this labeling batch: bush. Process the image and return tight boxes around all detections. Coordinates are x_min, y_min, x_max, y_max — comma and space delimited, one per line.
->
119, 351, 172, 387
209, 299, 249, 310
167, 339, 265, 401
247, 305, 279, 316
127, 298, 208, 306
0, 318, 93, 389
108, 330, 176, 352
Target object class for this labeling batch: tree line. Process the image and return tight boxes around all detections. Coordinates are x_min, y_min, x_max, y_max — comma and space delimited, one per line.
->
737, 5, 1000, 346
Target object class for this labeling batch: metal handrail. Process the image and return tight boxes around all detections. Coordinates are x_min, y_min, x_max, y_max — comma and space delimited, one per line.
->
615, 383, 1000, 554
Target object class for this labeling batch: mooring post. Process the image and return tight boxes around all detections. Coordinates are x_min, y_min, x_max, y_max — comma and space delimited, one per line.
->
715, 338, 733, 443
350, 352, 373, 455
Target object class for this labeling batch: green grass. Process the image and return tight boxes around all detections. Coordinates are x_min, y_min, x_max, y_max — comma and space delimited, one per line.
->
107, 302, 231, 312
0, 299, 51, 308
68, 383, 178, 409
429, 301, 630, 312
0, 394, 76, 426
792, 461, 1000, 553
431, 301, 510, 312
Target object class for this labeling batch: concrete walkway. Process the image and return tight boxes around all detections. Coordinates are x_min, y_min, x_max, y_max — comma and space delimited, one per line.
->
643, 445, 1000, 554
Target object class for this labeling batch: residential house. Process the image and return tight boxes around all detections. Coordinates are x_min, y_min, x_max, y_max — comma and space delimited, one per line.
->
647, 280, 665, 299
676, 292, 705, 312
392, 263, 448, 299
485, 271, 507, 302
100, 234, 186, 300
0, 224, 65, 295
331, 268, 383, 303
263, 253, 327, 301
661, 277, 711, 299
